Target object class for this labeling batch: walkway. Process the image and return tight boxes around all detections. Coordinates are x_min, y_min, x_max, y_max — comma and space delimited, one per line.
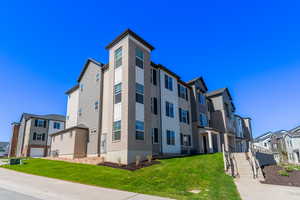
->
0, 168, 172, 200
234, 153, 300, 200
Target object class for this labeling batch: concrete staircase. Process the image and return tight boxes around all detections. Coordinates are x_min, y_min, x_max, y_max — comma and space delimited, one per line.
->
233, 152, 264, 182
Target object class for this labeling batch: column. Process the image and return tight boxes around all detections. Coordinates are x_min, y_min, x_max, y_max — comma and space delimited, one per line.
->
224, 133, 229, 152
208, 131, 213, 153
217, 134, 221, 152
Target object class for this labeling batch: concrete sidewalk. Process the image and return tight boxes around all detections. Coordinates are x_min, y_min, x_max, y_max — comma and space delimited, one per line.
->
0, 168, 172, 200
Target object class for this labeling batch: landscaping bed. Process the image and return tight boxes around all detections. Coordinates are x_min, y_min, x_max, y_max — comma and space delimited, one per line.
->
261, 165, 300, 187
99, 160, 160, 171
1, 153, 240, 200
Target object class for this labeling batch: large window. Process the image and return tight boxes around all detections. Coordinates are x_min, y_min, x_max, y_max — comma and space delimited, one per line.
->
35, 119, 46, 128
166, 130, 175, 145
136, 83, 144, 104
198, 93, 206, 105
178, 84, 188, 100
151, 97, 158, 115
135, 120, 144, 140
135, 48, 144, 69
115, 47, 122, 68
179, 108, 189, 124
114, 83, 122, 104
199, 113, 208, 127
151, 68, 157, 85
113, 121, 121, 141
165, 101, 174, 118
33, 133, 46, 141
164, 74, 173, 91
53, 122, 61, 129
152, 128, 159, 144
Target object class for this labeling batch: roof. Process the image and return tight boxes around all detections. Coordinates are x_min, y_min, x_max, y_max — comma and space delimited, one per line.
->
186, 77, 208, 91
65, 84, 79, 95
289, 125, 300, 133
105, 29, 155, 51
205, 88, 232, 100
77, 58, 104, 82
151, 62, 180, 79
50, 124, 88, 136
254, 131, 273, 141
20, 113, 65, 122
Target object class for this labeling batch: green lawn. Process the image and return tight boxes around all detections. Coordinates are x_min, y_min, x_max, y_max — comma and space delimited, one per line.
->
1, 153, 240, 200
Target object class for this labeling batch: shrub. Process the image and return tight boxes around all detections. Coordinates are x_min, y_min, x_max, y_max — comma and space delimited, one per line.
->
284, 165, 294, 172
117, 157, 122, 167
278, 169, 289, 176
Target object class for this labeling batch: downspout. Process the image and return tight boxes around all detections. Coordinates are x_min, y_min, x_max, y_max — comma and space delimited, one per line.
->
97, 66, 105, 156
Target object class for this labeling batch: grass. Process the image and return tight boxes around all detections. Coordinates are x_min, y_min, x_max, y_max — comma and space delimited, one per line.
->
1, 153, 240, 200
278, 169, 289, 176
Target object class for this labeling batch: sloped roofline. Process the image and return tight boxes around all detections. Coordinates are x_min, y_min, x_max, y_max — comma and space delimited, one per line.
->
187, 77, 208, 91
77, 58, 104, 82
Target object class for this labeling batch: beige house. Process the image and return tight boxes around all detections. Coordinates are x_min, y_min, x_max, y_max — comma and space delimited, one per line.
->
50, 29, 252, 164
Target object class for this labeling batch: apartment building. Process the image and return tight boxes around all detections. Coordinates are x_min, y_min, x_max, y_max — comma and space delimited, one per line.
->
234, 115, 253, 152
50, 29, 252, 164
10, 113, 65, 157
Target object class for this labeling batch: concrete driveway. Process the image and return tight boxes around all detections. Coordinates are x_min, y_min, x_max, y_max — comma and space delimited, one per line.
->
0, 168, 172, 200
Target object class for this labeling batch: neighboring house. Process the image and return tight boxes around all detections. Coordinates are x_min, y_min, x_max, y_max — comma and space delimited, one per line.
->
253, 132, 273, 150
0, 142, 9, 157
284, 126, 300, 164
10, 113, 65, 157
50, 29, 252, 164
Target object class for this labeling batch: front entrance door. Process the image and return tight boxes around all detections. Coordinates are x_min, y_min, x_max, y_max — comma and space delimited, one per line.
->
100, 134, 107, 154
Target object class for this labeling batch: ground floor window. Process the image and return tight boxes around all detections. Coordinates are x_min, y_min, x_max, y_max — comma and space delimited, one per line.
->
152, 128, 159, 144
167, 130, 175, 145
135, 120, 144, 140
113, 120, 121, 141
180, 134, 191, 146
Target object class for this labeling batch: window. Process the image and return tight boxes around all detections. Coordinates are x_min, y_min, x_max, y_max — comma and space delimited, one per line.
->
164, 74, 173, 91
166, 130, 175, 145
151, 68, 157, 85
178, 84, 188, 100
165, 101, 174, 118
114, 83, 122, 104
53, 122, 61, 129
179, 108, 189, 124
80, 84, 84, 92
135, 120, 144, 140
90, 129, 97, 134
151, 97, 158, 115
224, 103, 230, 117
42, 133, 45, 141
33, 132, 37, 140
135, 48, 144, 69
115, 47, 122, 68
198, 93, 206, 104
35, 119, 46, 128
180, 134, 191, 146
78, 108, 82, 116
96, 73, 100, 82
136, 83, 144, 104
199, 113, 208, 127
152, 128, 159, 144
95, 101, 99, 110
113, 121, 121, 141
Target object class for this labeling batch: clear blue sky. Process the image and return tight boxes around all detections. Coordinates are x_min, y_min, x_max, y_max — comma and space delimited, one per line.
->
1, 0, 300, 141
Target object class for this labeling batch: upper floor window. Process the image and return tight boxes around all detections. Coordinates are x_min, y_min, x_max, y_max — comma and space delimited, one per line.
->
178, 84, 188, 100
80, 84, 84, 92
198, 93, 206, 105
165, 101, 174, 118
199, 113, 208, 127
152, 128, 159, 144
94, 101, 99, 110
166, 130, 175, 145
151, 68, 157, 85
33, 132, 46, 141
113, 120, 121, 141
224, 103, 230, 117
53, 122, 61, 129
136, 83, 144, 104
164, 74, 173, 91
151, 97, 158, 115
35, 119, 46, 128
135, 120, 144, 140
96, 73, 100, 82
135, 48, 144, 69
115, 47, 122, 68
179, 108, 189, 124
78, 108, 82, 117
114, 83, 122, 104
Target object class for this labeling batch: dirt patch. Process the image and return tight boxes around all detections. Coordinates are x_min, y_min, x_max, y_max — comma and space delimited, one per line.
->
98, 160, 160, 171
261, 165, 300, 187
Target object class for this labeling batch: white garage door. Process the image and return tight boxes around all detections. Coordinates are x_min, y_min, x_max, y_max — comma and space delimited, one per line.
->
30, 148, 44, 157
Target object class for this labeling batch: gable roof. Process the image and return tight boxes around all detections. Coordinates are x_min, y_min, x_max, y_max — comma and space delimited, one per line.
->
105, 29, 155, 51
205, 88, 232, 100
77, 58, 104, 82
20, 113, 65, 122
187, 77, 208, 91
65, 84, 79, 95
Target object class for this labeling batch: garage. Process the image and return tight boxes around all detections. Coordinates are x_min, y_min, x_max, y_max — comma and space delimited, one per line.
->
30, 148, 44, 157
